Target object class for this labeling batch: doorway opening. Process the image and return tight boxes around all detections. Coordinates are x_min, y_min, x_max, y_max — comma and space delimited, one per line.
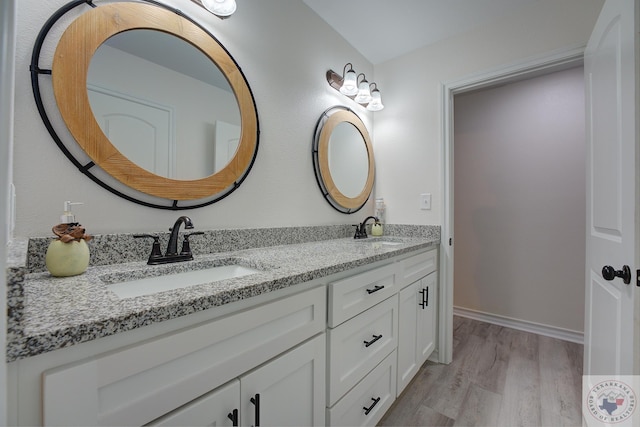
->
438, 47, 584, 364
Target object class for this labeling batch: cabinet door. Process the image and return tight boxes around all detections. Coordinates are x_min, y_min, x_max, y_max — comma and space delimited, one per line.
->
417, 272, 437, 366
148, 380, 240, 427
396, 272, 438, 395
397, 281, 420, 394
241, 334, 326, 427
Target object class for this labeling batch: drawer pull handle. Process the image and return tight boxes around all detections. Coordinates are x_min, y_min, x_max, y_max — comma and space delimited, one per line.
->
366, 284, 385, 294
363, 397, 381, 415
227, 409, 239, 426
364, 334, 383, 347
250, 393, 260, 426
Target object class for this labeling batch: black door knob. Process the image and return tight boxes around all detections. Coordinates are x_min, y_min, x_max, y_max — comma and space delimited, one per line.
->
602, 265, 632, 284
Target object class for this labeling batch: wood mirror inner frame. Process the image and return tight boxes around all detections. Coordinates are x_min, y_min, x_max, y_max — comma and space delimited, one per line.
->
51, 1, 258, 204
313, 106, 375, 213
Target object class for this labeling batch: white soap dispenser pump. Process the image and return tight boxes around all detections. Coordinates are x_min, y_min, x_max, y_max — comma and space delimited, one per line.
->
60, 200, 82, 223
45, 201, 92, 277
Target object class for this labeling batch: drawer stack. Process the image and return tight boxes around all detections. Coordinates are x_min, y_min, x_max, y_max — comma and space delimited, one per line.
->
326, 262, 400, 427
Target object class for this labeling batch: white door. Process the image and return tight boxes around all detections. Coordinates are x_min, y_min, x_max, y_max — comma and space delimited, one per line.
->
584, 0, 638, 375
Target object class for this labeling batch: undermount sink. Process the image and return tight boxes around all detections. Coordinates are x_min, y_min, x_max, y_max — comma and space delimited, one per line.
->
104, 262, 262, 299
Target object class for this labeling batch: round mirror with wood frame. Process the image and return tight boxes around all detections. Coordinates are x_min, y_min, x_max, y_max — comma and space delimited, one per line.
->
312, 106, 375, 213
31, 0, 259, 209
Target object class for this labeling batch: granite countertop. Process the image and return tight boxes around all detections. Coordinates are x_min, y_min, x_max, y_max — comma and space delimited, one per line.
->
6, 227, 439, 362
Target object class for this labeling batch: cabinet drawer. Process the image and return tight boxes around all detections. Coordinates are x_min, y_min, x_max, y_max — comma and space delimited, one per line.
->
328, 262, 399, 327
327, 296, 398, 406
42, 286, 326, 427
399, 249, 437, 288
327, 350, 397, 427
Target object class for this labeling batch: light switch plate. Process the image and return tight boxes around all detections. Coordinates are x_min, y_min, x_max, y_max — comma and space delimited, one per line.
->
420, 193, 431, 210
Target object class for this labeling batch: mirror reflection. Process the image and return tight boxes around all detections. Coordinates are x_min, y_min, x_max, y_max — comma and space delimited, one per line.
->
328, 122, 369, 198
88, 29, 241, 180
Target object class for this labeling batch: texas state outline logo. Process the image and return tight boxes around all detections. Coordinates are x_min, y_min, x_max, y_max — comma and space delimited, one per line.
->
585, 378, 637, 425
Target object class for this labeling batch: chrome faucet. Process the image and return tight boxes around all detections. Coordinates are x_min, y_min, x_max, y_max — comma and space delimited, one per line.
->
353, 216, 379, 239
134, 216, 203, 265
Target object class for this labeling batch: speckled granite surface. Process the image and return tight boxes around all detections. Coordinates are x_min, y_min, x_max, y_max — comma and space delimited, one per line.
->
6, 224, 440, 361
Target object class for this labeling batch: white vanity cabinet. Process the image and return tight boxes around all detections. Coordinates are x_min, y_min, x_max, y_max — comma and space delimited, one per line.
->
396, 249, 438, 395
9, 244, 439, 427
41, 285, 326, 427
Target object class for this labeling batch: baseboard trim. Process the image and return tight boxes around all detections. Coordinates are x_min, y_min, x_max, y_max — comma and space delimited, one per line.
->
453, 306, 584, 344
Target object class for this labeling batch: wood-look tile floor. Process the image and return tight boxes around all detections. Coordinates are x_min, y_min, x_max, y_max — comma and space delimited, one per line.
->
379, 316, 584, 427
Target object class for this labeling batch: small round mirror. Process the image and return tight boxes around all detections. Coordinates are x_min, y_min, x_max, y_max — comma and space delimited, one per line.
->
313, 106, 374, 213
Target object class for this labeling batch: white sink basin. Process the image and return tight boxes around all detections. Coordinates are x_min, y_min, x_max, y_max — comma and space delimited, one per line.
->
106, 264, 261, 298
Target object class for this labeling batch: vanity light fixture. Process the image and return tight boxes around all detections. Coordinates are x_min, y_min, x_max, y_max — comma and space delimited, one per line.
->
326, 63, 384, 111
191, 0, 237, 18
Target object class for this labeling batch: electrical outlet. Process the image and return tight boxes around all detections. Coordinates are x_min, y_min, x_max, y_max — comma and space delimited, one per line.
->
419, 193, 431, 210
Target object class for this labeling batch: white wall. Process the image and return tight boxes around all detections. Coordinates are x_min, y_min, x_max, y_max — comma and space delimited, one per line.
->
453, 67, 586, 333
1, 0, 16, 420
373, 0, 603, 225
13, 0, 374, 237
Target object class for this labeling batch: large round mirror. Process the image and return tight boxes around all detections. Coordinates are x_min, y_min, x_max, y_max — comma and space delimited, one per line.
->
31, 0, 259, 208
313, 106, 374, 213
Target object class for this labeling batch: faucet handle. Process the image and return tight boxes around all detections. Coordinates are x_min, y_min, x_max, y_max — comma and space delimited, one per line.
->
133, 234, 163, 264
181, 231, 204, 255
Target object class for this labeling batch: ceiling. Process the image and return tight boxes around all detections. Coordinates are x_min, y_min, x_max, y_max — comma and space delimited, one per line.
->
302, 0, 541, 64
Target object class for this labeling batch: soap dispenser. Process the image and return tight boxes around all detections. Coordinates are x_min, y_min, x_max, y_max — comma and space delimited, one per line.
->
372, 198, 386, 236
45, 201, 92, 277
